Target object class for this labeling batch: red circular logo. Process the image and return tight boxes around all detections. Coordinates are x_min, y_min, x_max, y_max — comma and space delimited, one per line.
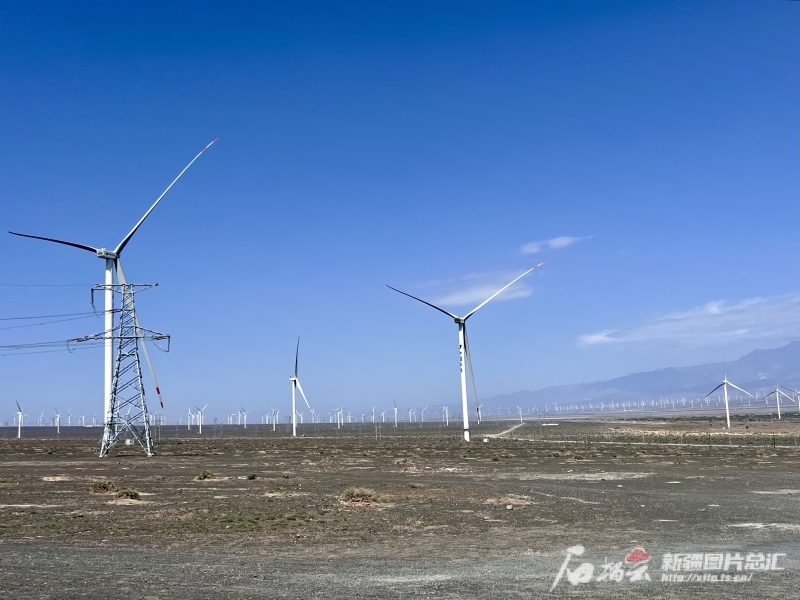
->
625, 548, 651, 564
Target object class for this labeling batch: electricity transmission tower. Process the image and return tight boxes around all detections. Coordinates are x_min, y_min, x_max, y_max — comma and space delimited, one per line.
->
75, 283, 169, 457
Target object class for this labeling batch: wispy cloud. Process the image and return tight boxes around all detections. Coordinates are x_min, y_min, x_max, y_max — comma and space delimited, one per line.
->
406, 271, 536, 308
520, 236, 589, 254
578, 294, 800, 347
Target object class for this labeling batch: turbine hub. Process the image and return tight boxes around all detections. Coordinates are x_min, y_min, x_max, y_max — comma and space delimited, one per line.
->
96, 247, 117, 259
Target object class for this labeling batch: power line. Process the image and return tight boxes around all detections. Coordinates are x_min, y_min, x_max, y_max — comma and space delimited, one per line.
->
0, 310, 113, 321
0, 336, 110, 351
0, 284, 94, 287
0, 344, 105, 357
0, 313, 117, 331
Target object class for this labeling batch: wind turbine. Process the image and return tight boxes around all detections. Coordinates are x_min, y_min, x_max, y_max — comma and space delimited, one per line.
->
763, 386, 795, 420
67, 407, 73, 427
15, 402, 27, 438
196, 405, 208, 434
517, 406, 523, 424
270, 408, 279, 432
9, 139, 217, 426
289, 337, 314, 437
442, 405, 449, 426
706, 370, 751, 430
388, 264, 543, 441
393, 400, 398, 428
53, 407, 61, 434
240, 407, 249, 428
420, 406, 428, 424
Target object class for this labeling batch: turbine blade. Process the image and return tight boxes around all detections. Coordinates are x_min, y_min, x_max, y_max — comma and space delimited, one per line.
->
386, 285, 458, 319
295, 336, 300, 378
463, 324, 480, 411
114, 138, 218, 255
463, 263, 544, 321
9, 231, 98, 253
295, 379, 312, 411
705, 383, 724, 397
15, 401, 22, 412
116, 258, 165, 408
727, 382, 752, 397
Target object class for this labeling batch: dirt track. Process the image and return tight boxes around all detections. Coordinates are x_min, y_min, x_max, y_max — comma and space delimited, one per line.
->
1, 417, 798, 598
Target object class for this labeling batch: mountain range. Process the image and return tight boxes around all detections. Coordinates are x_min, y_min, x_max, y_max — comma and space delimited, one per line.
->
484, 341, 800, 407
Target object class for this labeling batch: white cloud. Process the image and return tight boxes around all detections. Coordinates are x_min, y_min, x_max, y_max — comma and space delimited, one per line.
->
434, 283, 532, 307
578, 294, 800, 347
521, 236, 589, 254
415, 271, 535, 308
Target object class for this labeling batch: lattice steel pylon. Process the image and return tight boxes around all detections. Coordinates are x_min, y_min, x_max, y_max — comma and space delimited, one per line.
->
74, 283, 170, 457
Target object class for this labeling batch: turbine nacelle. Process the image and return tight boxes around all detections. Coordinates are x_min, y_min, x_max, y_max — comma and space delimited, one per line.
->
96, 248, 117, 260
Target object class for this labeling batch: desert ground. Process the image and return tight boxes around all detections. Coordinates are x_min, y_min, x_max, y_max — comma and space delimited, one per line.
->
1, 414, 798, 599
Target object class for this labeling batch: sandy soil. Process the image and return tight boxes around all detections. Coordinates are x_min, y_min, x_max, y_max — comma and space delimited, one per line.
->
1, 415, 798, 598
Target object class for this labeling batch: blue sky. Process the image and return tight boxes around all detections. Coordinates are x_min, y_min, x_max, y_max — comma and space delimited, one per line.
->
0, 1, 797, 422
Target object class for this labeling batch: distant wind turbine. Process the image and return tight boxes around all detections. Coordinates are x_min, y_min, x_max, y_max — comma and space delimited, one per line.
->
15, 402, 27, 438
196, 404, 208, 434
763, 386, 795, 420
289, 337, 314, 437
388, 264, 543, 441
706, 368, 751, 430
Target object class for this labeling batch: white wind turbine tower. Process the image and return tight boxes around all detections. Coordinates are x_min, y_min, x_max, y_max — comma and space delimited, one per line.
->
270, 408, 279, 432
420, 406, 428, 423
9, 139, 217, 426
196, 405, 208, 434
38, 412, 45, 427
53, 407, 61, 434
240, 408, 249, 428
705, 367, 752, 430
289, 337, 314, 437
442, 405, 449, 426
388, 264, 543, 442
15, 402, 27, 438
67, 407, 73, 427
393, 400, 398, 427
517, 406, 523, 424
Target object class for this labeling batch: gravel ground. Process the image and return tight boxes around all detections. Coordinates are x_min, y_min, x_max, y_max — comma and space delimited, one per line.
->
0, 416, 798, 599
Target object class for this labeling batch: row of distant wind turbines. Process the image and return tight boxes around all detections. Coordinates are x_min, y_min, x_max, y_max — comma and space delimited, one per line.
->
11, 403, 102, 438
8, 138, 548, 446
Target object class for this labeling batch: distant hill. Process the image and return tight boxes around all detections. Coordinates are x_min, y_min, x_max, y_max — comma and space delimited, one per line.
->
484, 341, 800, 407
